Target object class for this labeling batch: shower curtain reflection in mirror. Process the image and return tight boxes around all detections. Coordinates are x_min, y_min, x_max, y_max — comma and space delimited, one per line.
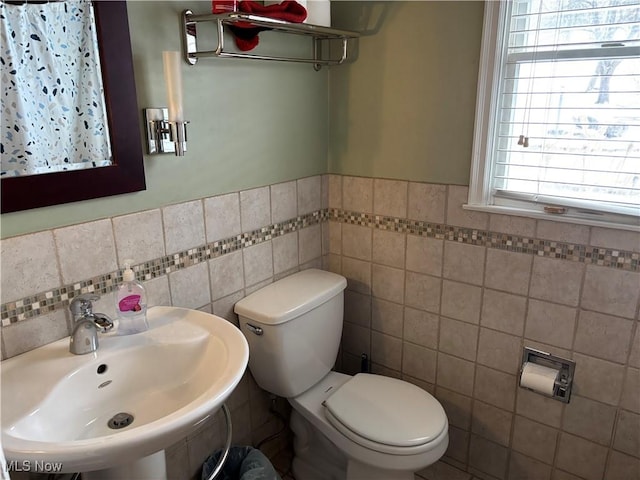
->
1, 0, 111, 177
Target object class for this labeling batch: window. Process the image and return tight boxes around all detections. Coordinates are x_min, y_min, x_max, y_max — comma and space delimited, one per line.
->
468, 0, 640, 230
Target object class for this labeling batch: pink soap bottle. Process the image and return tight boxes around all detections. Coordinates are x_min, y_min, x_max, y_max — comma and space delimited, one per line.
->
114, 260, 148, 335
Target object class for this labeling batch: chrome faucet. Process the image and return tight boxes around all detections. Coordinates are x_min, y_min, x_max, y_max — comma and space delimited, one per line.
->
69, 294, 114, 355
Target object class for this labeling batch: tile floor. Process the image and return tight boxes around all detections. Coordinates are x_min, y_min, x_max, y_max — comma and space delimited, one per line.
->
270, 448, 294, 479
269, 446, 482, 480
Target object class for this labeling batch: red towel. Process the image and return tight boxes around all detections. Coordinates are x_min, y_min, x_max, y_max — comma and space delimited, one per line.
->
213, 0, 307, 51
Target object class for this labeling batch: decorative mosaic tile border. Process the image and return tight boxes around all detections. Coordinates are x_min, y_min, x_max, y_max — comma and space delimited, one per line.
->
0, 210, 326, 326
330, 208, 640, 271
2, 207, 638, 326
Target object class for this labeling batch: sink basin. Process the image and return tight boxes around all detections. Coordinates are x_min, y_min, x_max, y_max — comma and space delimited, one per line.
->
1, 306, 249, 474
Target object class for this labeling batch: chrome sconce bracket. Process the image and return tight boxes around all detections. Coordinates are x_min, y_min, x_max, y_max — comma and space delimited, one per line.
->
144, 108, 189, 156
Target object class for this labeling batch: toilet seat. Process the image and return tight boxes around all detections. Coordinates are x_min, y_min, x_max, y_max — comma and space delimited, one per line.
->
323, 374, 447, 455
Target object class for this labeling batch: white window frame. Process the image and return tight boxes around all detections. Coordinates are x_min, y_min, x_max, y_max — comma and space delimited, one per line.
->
466, 1, 640, 232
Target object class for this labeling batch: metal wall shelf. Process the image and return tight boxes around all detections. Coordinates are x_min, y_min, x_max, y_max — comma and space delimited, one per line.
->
182, 10, 360, 70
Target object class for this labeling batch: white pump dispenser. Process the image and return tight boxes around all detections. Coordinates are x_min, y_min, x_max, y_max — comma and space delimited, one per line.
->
114, 259, 148, 335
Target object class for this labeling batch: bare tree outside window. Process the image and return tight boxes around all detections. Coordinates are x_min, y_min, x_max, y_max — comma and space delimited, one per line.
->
495, 0, 640, 210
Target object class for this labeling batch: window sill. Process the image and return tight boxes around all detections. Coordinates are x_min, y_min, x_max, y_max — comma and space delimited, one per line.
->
463, 203, 640, 233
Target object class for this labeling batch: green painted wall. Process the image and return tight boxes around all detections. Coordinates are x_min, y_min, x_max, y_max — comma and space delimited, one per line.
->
328, 1, 484, 185
1, 1, 328, 238
1, 1, 486, 238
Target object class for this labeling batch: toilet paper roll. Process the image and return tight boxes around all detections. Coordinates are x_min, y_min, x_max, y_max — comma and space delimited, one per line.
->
520, 362, 559, 396
306, 0, 331, 27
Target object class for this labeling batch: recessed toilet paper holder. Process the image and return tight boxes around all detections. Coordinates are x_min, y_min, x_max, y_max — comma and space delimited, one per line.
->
520, 347, 576, 403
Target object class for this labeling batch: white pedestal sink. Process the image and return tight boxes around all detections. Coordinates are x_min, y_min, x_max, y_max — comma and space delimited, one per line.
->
1, 306, 249, 479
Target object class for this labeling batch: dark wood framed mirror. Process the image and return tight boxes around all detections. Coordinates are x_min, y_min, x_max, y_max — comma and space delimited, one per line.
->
1, 1, 145, 214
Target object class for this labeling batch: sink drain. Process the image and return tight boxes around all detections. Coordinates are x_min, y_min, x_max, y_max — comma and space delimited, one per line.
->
108, 412, 134, 429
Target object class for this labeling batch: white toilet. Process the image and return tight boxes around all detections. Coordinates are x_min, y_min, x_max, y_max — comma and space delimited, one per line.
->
234, 269, 449, 480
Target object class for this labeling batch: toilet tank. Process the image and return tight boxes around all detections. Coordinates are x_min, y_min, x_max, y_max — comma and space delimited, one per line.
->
234, 269, 347, 398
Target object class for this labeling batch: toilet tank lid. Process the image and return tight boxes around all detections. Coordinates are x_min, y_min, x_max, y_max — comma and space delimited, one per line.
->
234, 269, 347, 325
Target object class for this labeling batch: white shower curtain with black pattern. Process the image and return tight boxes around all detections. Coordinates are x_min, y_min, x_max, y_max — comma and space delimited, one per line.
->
0, 0, 111, 177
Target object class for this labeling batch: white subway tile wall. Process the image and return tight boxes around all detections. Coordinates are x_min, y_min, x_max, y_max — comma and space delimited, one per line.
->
1, 174, 639, 480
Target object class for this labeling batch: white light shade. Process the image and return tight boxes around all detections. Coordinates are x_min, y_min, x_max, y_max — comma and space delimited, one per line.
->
162, 51, 184, 122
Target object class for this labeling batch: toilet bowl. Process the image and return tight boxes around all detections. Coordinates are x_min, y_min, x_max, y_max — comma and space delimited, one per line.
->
234, 269, 449, 480
289, 371, 448, 479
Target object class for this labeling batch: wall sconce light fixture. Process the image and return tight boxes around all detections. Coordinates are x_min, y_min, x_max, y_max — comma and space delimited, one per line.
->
145, 51, 189, 156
